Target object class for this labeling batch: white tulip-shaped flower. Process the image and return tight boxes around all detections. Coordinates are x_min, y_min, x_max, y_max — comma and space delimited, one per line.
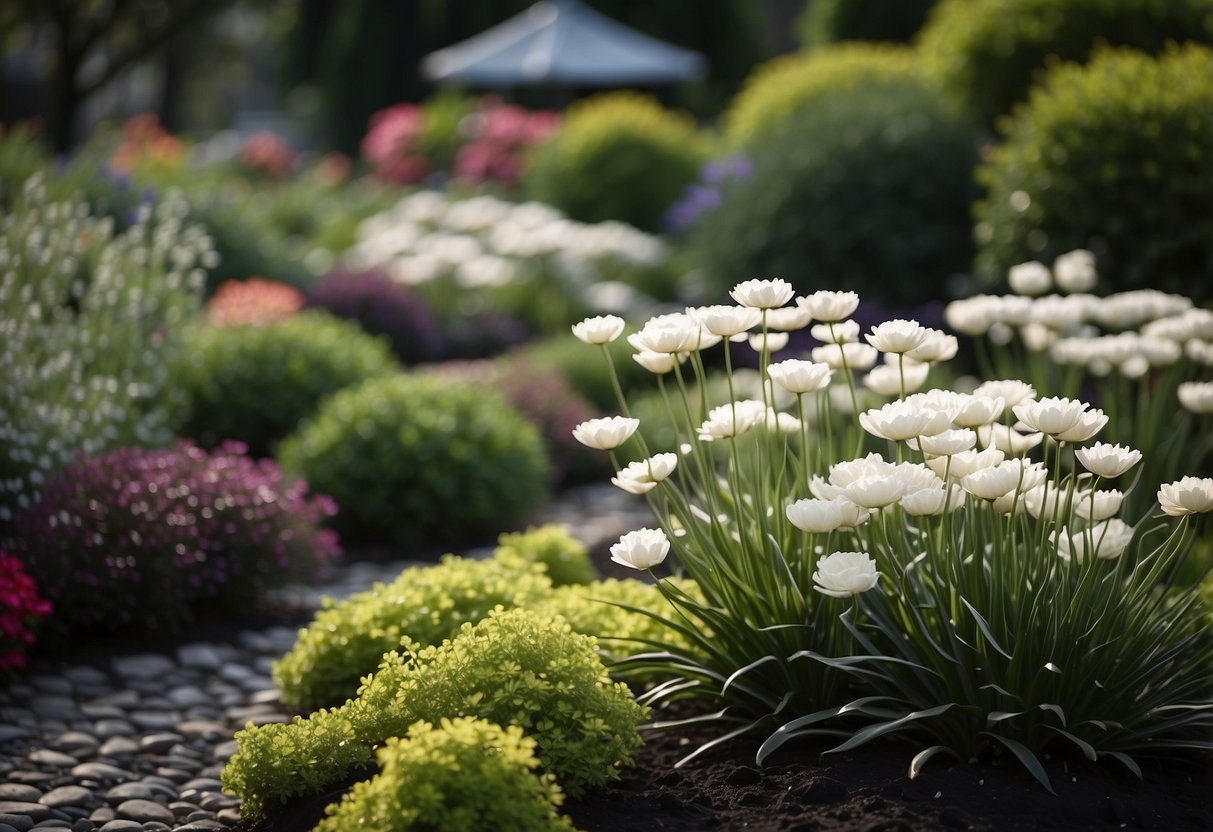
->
1008, 261, 1052, 296
1012, 396, 1093, 438
749, 331, 789, 353
1054, 519, 1134, 562
976, 423, 1044, 456
914, 429, 977, 457
973, 379, 1037, 411
1074, 489, 1125, 523
572, 416, 640, 450
767, 359, 833, 394
691, 305, 763, 338
628, 313, 716, 354
962, 462, 1027, 500
813, 551, 880, 598
945, 295, 998, 336
811, 342, 879, 371
697, 400, 767, 442
731, 278, 795, 309
786, 497, 870, 533
905, 328, 959, 363
901, 484, 964, 516
926, 446, 1005, 480
632, 350, 684, 374
1054, 407, 1108, 443
1077, 439, 1140, 480
952, 395, 1006, 428
610, 528, 671, 570
571, 315, 625, 345
1187, 339, 1213, 365
811, 319, 860, 344
828, 453, 896, 488
1178, 381, 1213, 414
863, 361, 930, 396
859, 401, 952, 442
799, 290, 859, 322
1053, 249, 1097, 293
1023, 485, 1068, 521
765, 305, 813, 331
866, 319, 929, 354
611, 453, 679, 495
843, 476, 910, 509
1157, 476, 1213, 516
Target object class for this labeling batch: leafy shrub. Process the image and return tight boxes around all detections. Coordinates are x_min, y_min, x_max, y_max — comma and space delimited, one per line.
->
443, 310, 534, 360
693, 77, 979, 306
722, 44, 920, 149
273, 552, 554, 711
514, 333, 655, 413
0, 553, 53, 672
0, 178, 209, 528
797, 0, 938, 48
277, 374, 550, 545
493, 525, 597, 587
917, 0, 1213, 128
523, 92, 710, 233
10, 441, 339, 634
205, 277, 304, 327
304, 268, 443, 366
973, 45, 1213, 300
223, 608, 647, 817
174, 310, 399, 458
314, 718, 574, 832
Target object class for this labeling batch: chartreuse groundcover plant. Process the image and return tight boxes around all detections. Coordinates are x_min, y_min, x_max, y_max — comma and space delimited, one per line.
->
568, 278, 1213, 790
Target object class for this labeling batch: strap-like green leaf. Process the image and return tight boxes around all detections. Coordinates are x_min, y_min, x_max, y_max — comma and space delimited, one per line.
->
1100, 751, 1142, 781
961, 597, 1012, 659
826, 703, 957, 755
1042, 725, 1096, 761
909, 745, 954, 780
980, 732, 1054, 794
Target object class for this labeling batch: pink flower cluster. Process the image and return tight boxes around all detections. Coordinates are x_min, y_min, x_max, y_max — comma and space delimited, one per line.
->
239, 131, 298, 180
206, 277, 305, 327
454, 98, 559, 188
0, 553, 52, 671
361, 103, 431, 186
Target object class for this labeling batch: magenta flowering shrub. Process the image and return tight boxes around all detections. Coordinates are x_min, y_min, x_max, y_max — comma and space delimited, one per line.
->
361, 103, 431, 185
0, 554, 52, 672
454, 98, 559, 188
11, 441, 341, 633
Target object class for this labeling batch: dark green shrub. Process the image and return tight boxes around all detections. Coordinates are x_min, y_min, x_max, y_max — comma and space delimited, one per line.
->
693, 77, 979, 306
174, 311, 399, 458
273, 551, 553, 710
798, 0, 938, 49
973, 45, 1213, 300
223, 608, 647, 817
523, 92, 710, 233
277, 374, 550, 545
494, 526, 597, 587
314, 718, 574, 832
722, 44, 920, 149
917, 0, 1213, 128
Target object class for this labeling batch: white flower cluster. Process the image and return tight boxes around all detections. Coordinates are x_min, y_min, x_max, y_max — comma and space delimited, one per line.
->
0, 177, 211, 523
345, 191, 667, 316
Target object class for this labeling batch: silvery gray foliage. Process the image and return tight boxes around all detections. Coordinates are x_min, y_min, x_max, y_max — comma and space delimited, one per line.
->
0, 176, 213, 526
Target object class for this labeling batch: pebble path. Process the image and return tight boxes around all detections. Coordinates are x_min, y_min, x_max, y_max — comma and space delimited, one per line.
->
0, 485, 649, 832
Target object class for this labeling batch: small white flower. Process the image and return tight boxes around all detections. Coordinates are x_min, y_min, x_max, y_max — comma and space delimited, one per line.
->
765, 305, 813, 331
1054, 519, 1134, 562
859, 401, 952, 442
749, 331, 789, 353
1157, 476, 1213, 517
811, 342, 878, 371
799, 290, 859, 322
767, 359, 833, 394
1077, 443, 1140, 482
1053, 407, 1108, 443
610, 528, 671, 570
976, 423, 1044, 456
905, 329, 959, 363
1024, 485, 1068, 522
813, 551, 880, 598
572, 416, 640, 450
765, 408, 801, 433
697, 400, 766, 441
901, 484, 964, 516
690, 305, 763, 338
611, 453, 679, 495
914, 429, 977, 457
811, 319, 860, 344
628, 313, 717, 354
843, 476, 911, 509
1008, 261, 1052, 296
1012, 396, 1097, 439
945, 295, 998, 336
863, 361, 930, 396
951, 395, 1006, 428
1074, 489, 1124, 523
866, 319, 929, 354
632, 350, 683, 374
972, 379, 1036, 410
1178, 381, 1213, 414
926, 447, 1006, 480
1053, 249, 1098, 294
571, 315, 625, 345
962, 460, 1031, 500
731, 278, 795, 309
786, 497, 870, 533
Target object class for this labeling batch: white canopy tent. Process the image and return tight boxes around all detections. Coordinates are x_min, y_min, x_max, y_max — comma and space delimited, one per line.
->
421, 0, 707, 86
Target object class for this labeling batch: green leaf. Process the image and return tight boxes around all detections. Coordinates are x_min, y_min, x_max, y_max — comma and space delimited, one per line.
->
1043, 726, 1096, 761
986, 711, 1023, 724
960, 597, 1012, 660
909, 745, 955, 780
826, 704, 957, 755
980, 732, 1054, 794
1100, 751, 1142, 782
676, 720, 764, 768
1038, 703, 1067, 727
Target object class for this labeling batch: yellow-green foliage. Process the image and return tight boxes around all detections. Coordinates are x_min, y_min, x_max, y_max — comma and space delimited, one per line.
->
495, 525, 597, 587
917, 0, 1213, 128
523, 92, 710, 233
273, 552, 553, 710
722, 44, 920, 148
314, 717, 576, 832
224, 608, 647, 818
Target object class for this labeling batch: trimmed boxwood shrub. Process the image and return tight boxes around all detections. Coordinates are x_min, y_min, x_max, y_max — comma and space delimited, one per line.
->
277, 373, 550, 545
11, 441, 340, 634
494, 525, 597, 587
314, 718, 574, 832
797, 0, 938, 49
693, 76, 979, 306
174, 310, 399, 458
722, 44, 920, 149
917, 0, 1213, 128
973, 45, 1213, 300
523, 92, 710, 233
223, 608, 647, 818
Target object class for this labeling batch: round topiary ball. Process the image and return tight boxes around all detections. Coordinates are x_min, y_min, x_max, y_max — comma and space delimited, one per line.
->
973, 44, 1213, 300
917, 0, 1213, 129
277, 373, 550, 545
522, 91, 710, 233
692, 76, 979, 307
174, 310, 399, 458
722, 44, 920, 150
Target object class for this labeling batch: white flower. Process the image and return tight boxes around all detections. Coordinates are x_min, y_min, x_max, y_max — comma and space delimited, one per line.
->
972, 379, 1036, 410
1032, 294, 1090, 330
767, 359, 833, 394
976, 423, 1044, 455
1074, 441, 1142, 480
1023, 485, 1067, 521
611, 453, 678, 495
951, 394, 1005, 428
628, 313, 717, 354
813, 551, 880, 598
905, 329, 959, 363
765, 305, 813, 331
697, 400, 766, 442
749, 331, 789, 353
765, 408, 801, 433
610, 528, 670, 570
863, 361, 930, 396
1178, 381, 1213, 414
962, 460, 1035, 500
866, 319, 928, 354
1008, 261, 1052, 296
811, 342, 879, 371
1053, 407, 1108, 443
1012, 396, 1099, 439
1053, 249, 1097, 293
1157, 476, 1213, 517
826, 453, 895, 488
810, 319, 860, 344
859, 401, 952, 442
632, 350, 684, 374
799, 290, 859, 322
945, 295, 998, 336
843, 476, 911, 509
926, 446, 1005, 480
1074, 489, 1124, 523
571, 315, 625, 345
786, 497, 870, 533
914, 429, 977, 457
1054, 519, 1134, 562
901, 484, 964, 516
690, 305, 763, 338
731, 278, 795, 309
572, 416, 640, 450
